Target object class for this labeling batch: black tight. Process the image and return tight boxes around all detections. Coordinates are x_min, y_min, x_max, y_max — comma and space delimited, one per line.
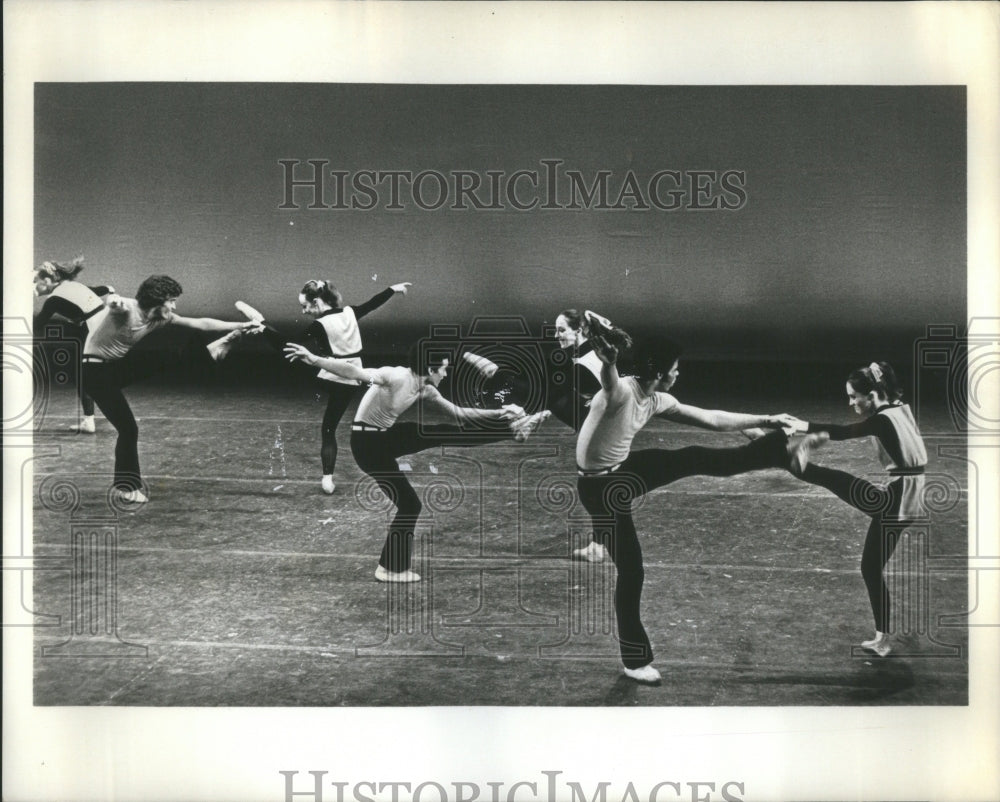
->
351, 423, 511, 572
319, 382, 359, 474
577, 431, 789, 669
799, 464, 908, 633
81, 338, 215, 491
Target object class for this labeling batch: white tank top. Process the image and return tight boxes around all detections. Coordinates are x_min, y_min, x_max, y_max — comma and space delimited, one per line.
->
316, 307, 363, 385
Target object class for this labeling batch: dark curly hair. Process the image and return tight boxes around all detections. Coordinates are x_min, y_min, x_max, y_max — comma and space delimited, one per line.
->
629, 337, 683, 382
136, 275, 183, 311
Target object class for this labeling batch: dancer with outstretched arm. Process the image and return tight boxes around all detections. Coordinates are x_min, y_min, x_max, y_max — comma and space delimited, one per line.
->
236, 279, 411, 494
785, 361, 927, 657
285, 340, 549, 583
82, 275, 261, 503
576, 313, 802, 683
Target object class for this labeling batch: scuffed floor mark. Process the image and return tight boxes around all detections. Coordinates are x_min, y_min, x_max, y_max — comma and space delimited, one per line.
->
105, 652, 169, 703
268, 424, 288, 479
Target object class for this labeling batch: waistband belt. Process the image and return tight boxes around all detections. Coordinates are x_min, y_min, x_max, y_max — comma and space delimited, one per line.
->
577, 463, 623, 477
889, 467, 925, 476
81, 355, 106, 363
351, 422, 388, 432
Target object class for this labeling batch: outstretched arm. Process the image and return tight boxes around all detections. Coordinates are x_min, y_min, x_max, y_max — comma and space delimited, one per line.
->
806, 415, 882, 441
283, 343, 383, 385
421, 386, 519, 424
584, 310, 633, 400
590, 335, 623, 397
664, 404, 801, 432
170, 314, 261, 334
353, 282, 411, 319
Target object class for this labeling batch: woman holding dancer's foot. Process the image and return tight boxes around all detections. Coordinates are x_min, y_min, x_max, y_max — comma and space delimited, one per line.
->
786, 361, 927, 657
459, 308, 614, 561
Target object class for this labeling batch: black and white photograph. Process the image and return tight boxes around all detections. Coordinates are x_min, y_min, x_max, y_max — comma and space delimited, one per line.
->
4, 3, 999, 801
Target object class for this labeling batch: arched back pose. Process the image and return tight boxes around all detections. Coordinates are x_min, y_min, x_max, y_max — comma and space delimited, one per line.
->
82, 275, 261, 503
788, 361, 927, 657
285, 341, 550, 583
236, 280, 411, 494
33, 256, 116, 433
576, 313, 801, 683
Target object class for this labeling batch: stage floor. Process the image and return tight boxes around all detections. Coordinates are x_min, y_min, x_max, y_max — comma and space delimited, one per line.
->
26, 381, 969, 706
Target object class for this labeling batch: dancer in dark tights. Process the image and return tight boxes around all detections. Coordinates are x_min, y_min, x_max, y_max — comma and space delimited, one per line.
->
786, 361, 927, 657
576, 313, 801, 683
81, 275, 261, 503
33, 255, 116, 433
284, 340, 550, 583
236, 279, 410, 494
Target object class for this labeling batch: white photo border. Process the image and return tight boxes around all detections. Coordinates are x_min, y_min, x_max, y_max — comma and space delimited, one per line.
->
4, 3, 998, 801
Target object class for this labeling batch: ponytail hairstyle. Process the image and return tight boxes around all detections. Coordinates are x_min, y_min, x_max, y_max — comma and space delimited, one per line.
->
299, 279, 344, 309
557, 308, 586, 335
848, 361, 903, 403
36, 255, 85, 283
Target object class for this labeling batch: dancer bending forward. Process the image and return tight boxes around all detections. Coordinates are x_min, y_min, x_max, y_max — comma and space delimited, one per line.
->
33, 255, 116, 433
285, 341, 550, 583
81, 275, 261, 503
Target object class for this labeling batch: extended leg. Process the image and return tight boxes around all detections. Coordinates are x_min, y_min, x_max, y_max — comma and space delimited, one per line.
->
798, 463, 891, 517
624, 429, 791, 494
382, 421, 516, 457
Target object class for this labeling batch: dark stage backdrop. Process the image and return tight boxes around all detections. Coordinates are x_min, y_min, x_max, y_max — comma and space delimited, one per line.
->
34, 84, 965, 361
